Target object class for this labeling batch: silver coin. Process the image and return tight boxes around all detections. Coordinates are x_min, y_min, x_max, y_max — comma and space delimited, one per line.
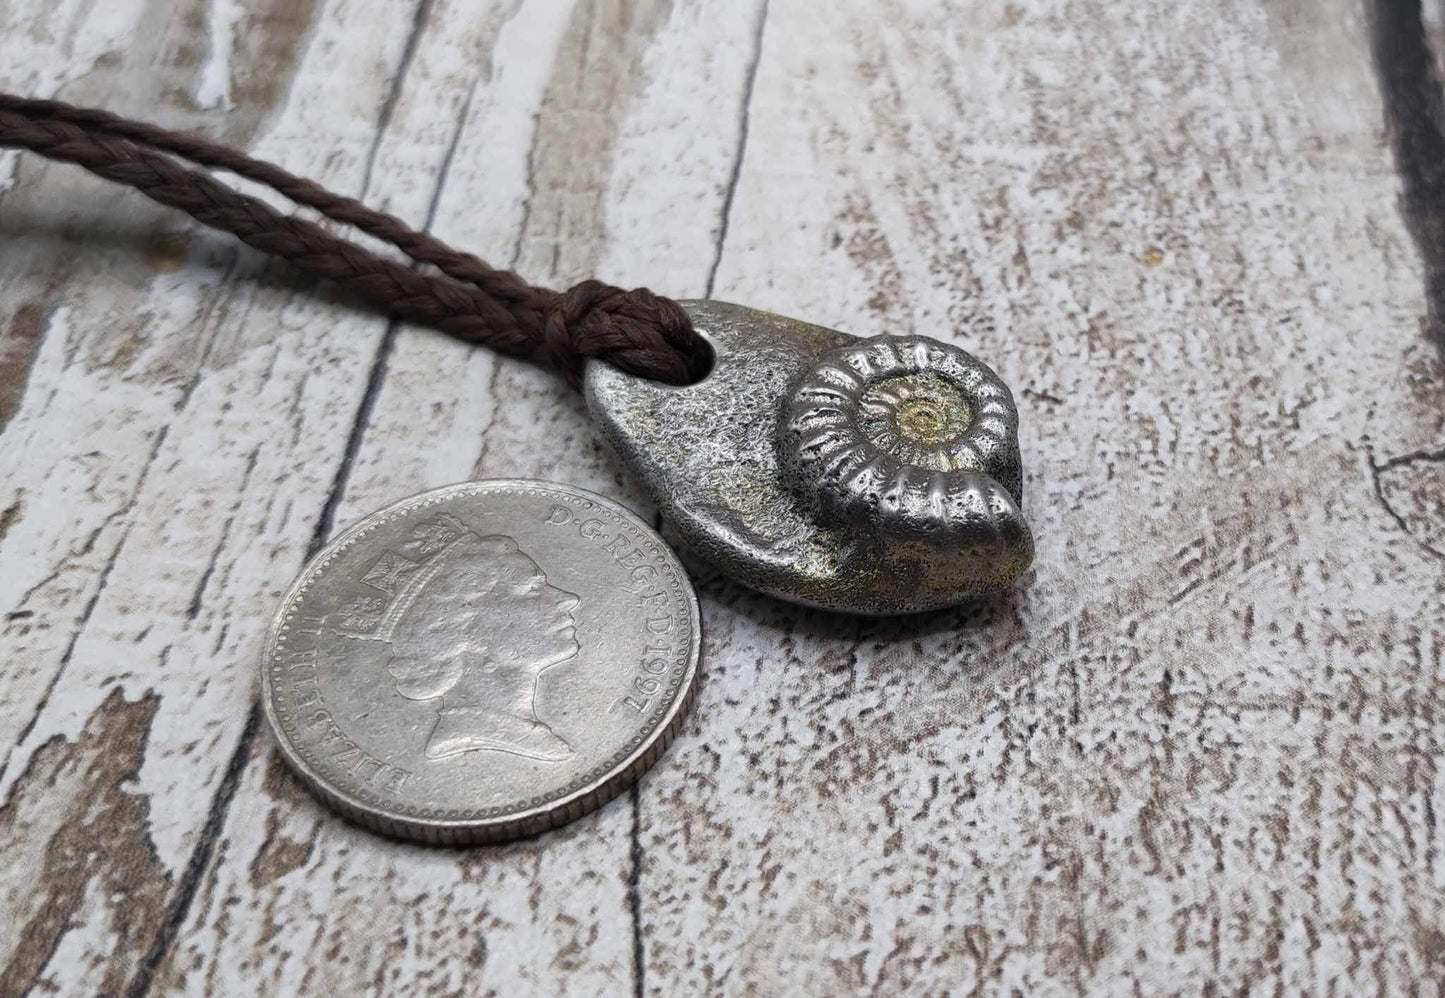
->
261, 480, 701, 844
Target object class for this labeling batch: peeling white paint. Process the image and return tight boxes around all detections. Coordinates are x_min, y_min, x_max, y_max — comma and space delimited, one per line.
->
194, 0, 242, 111
1, 0, 1443, 995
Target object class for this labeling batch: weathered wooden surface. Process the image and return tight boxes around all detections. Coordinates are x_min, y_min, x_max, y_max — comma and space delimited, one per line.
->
1, 0, 1443, 994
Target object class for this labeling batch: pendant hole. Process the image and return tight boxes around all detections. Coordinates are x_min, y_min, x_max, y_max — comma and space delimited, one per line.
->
677, 334, 716, 385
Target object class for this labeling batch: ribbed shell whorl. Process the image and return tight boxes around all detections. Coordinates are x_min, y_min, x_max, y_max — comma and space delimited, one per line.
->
780, 335, 1028, 543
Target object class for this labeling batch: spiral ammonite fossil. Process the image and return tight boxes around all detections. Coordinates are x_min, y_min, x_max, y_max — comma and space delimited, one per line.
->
780, 334, 1034, 593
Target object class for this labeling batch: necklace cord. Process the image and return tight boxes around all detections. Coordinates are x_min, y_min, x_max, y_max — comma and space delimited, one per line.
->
0, 93, 710, 388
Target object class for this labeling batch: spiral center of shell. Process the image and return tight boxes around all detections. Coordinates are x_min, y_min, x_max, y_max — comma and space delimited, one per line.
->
859, 373, 973, 447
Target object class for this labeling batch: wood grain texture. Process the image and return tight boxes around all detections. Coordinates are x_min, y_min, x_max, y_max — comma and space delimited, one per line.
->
0, 0, 1442, 995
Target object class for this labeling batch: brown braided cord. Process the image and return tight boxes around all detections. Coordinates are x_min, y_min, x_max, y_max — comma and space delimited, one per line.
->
0, 94, 709, 387
0, 94, 535, 298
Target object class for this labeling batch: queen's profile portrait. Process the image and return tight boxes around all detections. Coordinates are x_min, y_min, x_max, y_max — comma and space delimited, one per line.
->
334, 515, 581, 763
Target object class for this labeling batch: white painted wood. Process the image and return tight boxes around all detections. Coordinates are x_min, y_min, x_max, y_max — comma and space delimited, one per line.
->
0, 0, 1442, 995
149, 4, 766, 994
648, 0, 1445, 994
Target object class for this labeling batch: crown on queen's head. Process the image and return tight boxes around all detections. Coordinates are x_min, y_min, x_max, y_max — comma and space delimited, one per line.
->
332, 514, 481, 642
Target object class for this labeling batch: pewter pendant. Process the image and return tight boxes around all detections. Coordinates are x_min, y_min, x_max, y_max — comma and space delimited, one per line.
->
586, 300, 1034, 615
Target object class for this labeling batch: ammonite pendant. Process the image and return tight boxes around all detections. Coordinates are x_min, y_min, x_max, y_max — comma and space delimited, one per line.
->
586, 300, 1033, 615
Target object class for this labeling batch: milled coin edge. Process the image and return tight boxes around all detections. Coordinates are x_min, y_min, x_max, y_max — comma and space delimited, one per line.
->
259, 479, 702, 846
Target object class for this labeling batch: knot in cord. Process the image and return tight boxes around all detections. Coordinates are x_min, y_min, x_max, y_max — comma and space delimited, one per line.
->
543, 280, 711, 388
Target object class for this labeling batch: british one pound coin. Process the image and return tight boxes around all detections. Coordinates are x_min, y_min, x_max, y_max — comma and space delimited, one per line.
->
261, 480, 701, 844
